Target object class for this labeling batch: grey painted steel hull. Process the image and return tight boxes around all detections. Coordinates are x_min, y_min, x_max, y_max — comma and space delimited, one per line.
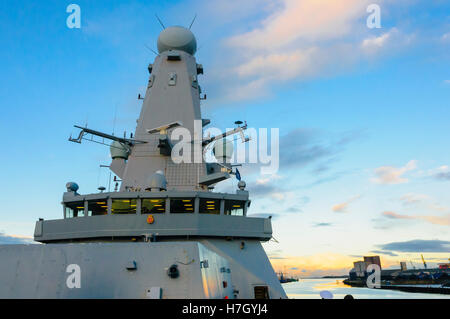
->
0, 240, 286, 299
34, 214, 272, 243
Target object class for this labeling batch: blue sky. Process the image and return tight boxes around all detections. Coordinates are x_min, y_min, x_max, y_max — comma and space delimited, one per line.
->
0, 0, 449, 276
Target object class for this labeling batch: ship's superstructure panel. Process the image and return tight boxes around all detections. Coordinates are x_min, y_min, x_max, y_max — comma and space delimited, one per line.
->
121, 50, 204, 192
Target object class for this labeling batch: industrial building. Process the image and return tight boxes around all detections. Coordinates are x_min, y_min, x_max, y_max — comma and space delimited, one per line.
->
349, 256, 383, 279
348, 256, 450, 285
364, 256, 382, 270
400, 261, 407, 271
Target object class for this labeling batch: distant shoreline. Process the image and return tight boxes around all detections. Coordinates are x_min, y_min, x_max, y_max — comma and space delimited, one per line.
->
296, 276, 348, 280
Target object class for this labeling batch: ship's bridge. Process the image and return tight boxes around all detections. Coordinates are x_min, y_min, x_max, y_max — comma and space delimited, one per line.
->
34, 190, 273, 243
62, 190, 249, 217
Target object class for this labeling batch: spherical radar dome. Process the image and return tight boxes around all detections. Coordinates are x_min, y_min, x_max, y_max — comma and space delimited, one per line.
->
157, 26, 197, 55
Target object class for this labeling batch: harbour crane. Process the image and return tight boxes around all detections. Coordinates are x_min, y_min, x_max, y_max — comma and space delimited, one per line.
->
421, 254, 427, 269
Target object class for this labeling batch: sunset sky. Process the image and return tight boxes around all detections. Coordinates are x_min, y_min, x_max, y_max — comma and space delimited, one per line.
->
0, 0, 449, 277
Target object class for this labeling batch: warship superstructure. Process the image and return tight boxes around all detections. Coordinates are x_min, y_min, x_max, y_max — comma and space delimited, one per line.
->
0, 26, 286, 299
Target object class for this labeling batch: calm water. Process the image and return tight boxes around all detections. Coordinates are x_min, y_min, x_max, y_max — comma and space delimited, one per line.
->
283, 278, 450, 299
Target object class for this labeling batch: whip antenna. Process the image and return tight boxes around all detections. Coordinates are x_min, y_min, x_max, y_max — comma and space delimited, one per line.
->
155, 14, 166, 29
189, 14, 197, 30
144, 44, 158, 56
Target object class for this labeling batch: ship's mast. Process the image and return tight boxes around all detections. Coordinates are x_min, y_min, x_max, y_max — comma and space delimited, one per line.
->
68, 26, 249, 193
117, 26, 204, 192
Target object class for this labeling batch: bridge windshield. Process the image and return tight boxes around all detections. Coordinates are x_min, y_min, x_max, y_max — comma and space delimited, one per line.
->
142, 198, 166, 214
171, 198, 195, 213
65, 201, 85, 218
87, 200, 108, 216
224, 200, 245, 216
64, 197, 247, 216
199, 199, 220, 214
111, 199, 137, 214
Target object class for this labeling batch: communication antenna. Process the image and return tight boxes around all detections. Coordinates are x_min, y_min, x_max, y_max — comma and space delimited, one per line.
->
189, 14, 197, 30
97, 165, 102, 189
155, 14, 166, 29
144, 44, 158, 56
112, 103, 118, 136
99, 165, 111, 192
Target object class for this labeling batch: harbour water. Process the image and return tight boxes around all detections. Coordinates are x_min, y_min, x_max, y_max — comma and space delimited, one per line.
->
283, 278, 450, 299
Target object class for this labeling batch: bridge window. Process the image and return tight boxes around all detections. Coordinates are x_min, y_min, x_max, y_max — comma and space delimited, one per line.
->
65, 202, 85, 218
171, 198, 195, 213
225, 200, 244, 216
87, 200, 108, 216
199, 199, 220, 214
142, 199, 166, 214
111, 199, 137, 214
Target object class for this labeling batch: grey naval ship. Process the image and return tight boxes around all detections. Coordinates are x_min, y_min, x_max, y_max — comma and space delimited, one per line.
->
0, 26, 286, 299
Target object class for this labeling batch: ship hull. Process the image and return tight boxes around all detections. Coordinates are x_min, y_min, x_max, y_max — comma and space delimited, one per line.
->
0, 240, 286, 299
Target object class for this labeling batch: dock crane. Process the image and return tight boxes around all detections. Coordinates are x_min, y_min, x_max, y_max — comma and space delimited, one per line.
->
421, 254, 427, 269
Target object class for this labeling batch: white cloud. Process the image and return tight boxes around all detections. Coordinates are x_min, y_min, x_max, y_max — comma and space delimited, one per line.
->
382, 211, 450, 226
234, 48, 319, 79
399, 193, 430, 206
256, 174, 282, 185
382, 211, 414, 220
226, 0, 369, 50
371, 160, 417, 184
420, 165, 450, 181
215, 0, 412, 101
360, 28, 404, 55
362, 32, 392, 49
332, 195, 361, 213
398, 192, 448, 213
420, 215, 450, 226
